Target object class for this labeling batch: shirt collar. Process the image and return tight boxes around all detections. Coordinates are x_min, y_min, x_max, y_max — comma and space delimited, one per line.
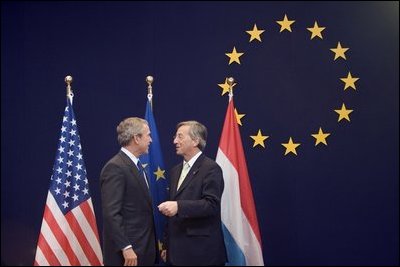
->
184, 151, 202, 168
121, 147, 140, 166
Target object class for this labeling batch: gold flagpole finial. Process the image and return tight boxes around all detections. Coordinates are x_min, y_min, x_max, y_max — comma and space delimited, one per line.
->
146, 75, 153, 96
146, 75, 154, 109
65, 75, 74, 102
227, 77, 235, 98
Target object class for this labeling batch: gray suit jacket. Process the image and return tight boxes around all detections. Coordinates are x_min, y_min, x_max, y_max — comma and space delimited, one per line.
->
100, 151, 156, 266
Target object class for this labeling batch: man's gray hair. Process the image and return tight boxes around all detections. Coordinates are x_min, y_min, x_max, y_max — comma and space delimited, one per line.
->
117, 117, 148, 147
177, 120, 208, 151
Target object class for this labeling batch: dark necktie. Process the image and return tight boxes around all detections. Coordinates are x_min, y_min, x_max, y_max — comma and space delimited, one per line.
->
137, 160, 149, 188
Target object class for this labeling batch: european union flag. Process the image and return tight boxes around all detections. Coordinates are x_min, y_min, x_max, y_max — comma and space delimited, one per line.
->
140, 97, 169, 257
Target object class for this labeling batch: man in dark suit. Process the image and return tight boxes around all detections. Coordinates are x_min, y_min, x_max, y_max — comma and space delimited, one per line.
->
100, 117, 156, 266
158, 121, 227, 266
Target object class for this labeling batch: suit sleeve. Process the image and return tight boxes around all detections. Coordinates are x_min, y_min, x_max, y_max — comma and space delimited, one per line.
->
178, 163, 224, 219
100, 162, 130, 250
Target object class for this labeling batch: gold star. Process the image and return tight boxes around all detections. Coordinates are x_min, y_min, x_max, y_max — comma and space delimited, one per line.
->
246, 24, 265, 42
250, 129, 269, 148
234, 108, 246, 126
276, 14, 295, 32
225, 46, 244, 65
281, 137, 301, 156
218, 78, 236, 96
330, 42, 349, 60
153, 166, 165, 181
311, 127, 331, 146
334, 103, 353, 122
340, 72, 359, 90
307, 21, 325, 40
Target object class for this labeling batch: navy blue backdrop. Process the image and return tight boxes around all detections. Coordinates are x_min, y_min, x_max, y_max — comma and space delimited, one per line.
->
1, 1, 398, 265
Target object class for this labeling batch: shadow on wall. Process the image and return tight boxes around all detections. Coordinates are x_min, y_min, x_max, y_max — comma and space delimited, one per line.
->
1, 219, 37, 265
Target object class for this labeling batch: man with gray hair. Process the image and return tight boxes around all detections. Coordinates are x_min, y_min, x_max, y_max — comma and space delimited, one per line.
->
100, 117, 156, 266
158, 120, 227, 265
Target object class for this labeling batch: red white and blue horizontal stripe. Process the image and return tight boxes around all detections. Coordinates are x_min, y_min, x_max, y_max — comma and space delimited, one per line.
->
216, 97, 264, 266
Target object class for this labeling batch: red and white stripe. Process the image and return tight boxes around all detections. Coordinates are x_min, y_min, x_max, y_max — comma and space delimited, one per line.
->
34, 192, 103, 266
217, 97, 264, 265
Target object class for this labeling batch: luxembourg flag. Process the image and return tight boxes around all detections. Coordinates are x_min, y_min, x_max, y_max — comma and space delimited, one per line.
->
216, 95, 264, 266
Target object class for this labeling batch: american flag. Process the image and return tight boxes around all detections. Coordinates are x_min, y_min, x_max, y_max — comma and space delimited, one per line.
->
34, 98, 103, 266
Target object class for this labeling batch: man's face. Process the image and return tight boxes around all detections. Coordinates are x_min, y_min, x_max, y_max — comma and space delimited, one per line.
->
173, 125, 197, 157
137, 124, 152, 155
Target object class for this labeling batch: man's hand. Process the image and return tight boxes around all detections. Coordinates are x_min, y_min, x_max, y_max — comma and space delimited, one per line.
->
122, 247, 138, 266
160, 249, 167, 262
158, 201, 178, 217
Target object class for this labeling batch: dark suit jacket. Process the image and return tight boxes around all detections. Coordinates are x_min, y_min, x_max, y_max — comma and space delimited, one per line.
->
100, 151, 156, 266
166, 154, 227, 266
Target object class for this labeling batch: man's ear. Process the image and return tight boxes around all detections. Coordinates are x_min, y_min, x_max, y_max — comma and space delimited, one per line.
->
192, 137, 199, 147
134, 135, 140, 144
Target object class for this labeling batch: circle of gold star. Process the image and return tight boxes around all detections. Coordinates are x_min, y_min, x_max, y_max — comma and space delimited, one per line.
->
218, 14, 359, 156
250, 129, 269, 148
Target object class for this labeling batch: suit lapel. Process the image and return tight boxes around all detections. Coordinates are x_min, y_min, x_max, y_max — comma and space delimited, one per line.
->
170, 163, 182, 199
118, 151, 152, 206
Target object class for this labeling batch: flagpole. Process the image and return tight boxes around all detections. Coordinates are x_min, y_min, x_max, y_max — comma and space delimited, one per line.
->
65, 75, 74, 104
227, 76, 234, 100
146, 75, 154, 110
